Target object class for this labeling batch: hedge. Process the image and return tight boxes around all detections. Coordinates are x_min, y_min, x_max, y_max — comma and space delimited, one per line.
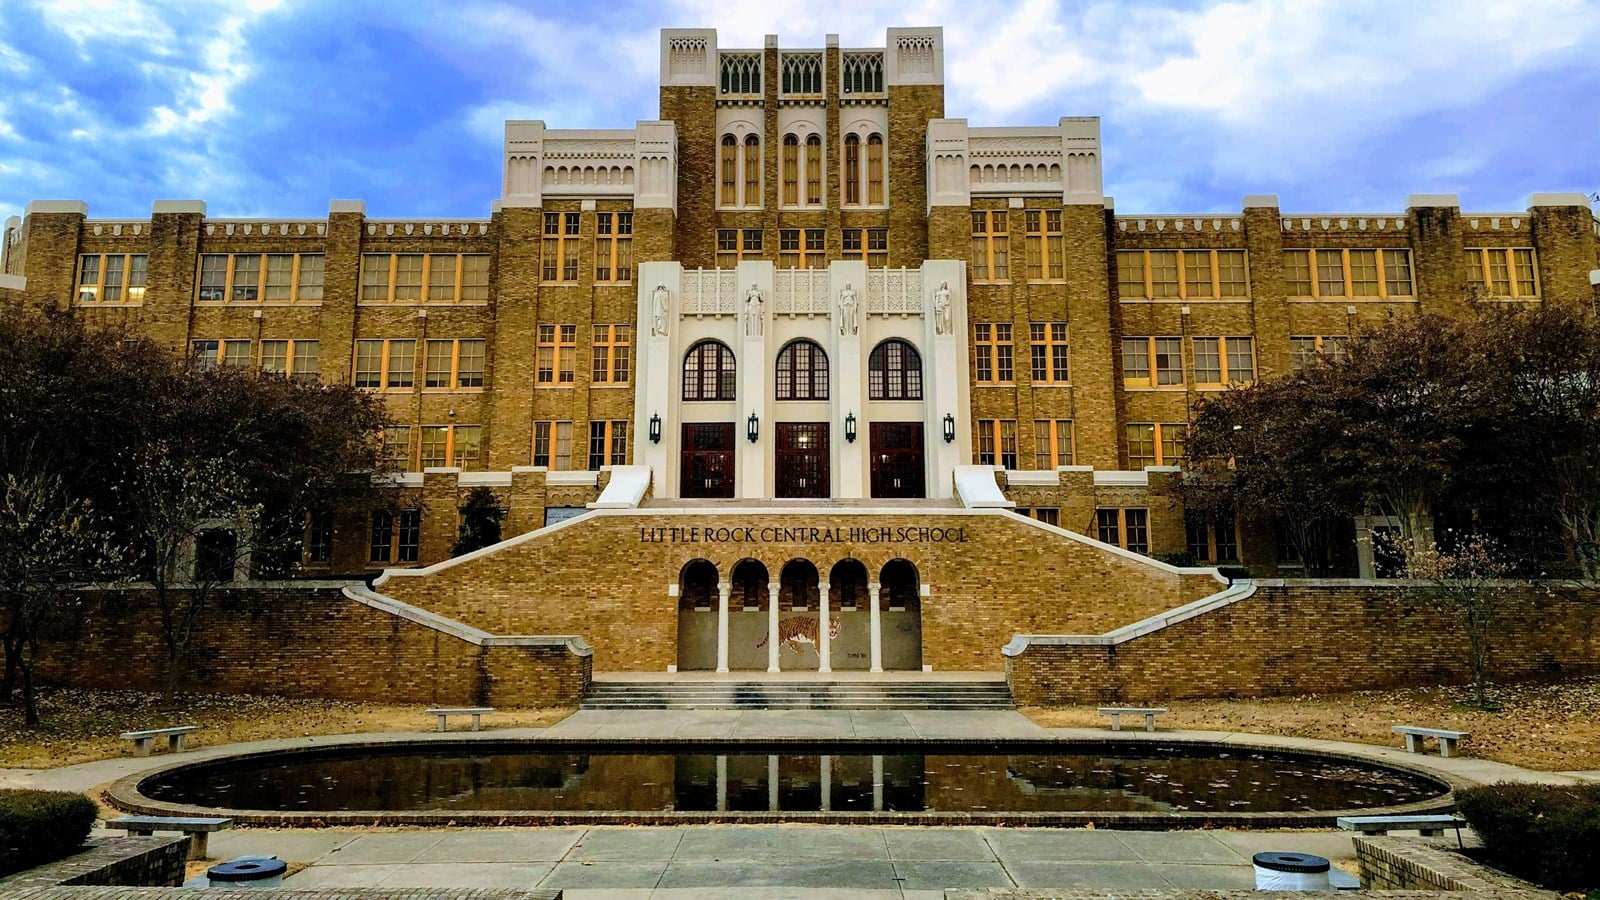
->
1456, 782, 1600, 890
0, 789, 98, 877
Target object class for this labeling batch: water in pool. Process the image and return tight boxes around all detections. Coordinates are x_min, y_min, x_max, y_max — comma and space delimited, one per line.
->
140, 742, 1445, 814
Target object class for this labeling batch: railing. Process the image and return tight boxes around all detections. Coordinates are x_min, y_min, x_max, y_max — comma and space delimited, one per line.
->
774, 268, 829, 314
680, 268, 738, 315
865, 267, 922, 315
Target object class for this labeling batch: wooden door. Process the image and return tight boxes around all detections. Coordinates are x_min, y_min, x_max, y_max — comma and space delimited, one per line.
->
870, 422, 925, 498
681, 423, 736, 498
774, 422, 830, 499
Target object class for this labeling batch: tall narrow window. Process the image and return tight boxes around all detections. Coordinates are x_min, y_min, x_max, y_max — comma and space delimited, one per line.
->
536, 324, 576, 384
1029, 323, 1068, 383
297, 254, 325, 301
1148, 251, 1179, 298
427, 254, 457, 302
1116, 252, 1146, 299
805, 134, 822, 206
392, 254, 422, 302
396, 509, 421, 563
868, 339, 922, 400
1383, 250, 1413, 297
866, 134, 884, 204
587, 420, 629, 469
1183, 250, 1212, 298
306, 510, 334, 564
844, 134, 861, 205
262, 255, 294, 301
533, 421, 575, 469
1283, 250, 1313, 296
1024, 210, 1064, 281
775, 339, 829, 400
369, 510, 393, 563
720, 134, 738, 206
743, 135, 760, 205
592, 324, 631, 384
1126, 423, 1186, 467
973, 323, 1013, 384
231, 255, 260, 301
542, 212, 581, 282
782, 134, 800, 206
1348, 250, 1380, 296
1316, 249, 1345, 297
595, 212, 633, 282
1033, 420, 1073, 469
1216, 250, 1248, 297
974, 420, 1018, 469
970, 210, 1008, 281
683, 340, 737, 401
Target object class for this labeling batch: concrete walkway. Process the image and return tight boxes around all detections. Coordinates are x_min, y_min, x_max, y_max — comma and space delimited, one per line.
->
199, 824, 1359, 897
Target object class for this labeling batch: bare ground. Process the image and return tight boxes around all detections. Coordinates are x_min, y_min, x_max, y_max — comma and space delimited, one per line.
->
1023, 677, 1600, 772
0, 687, 573, 769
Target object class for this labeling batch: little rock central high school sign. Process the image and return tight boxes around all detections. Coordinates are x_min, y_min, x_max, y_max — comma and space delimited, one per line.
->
639, 525, 970, 545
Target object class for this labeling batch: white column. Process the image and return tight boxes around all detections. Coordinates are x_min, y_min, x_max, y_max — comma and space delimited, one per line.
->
767, 583, 782, 673
829, 260, 868, 498
716, 755, 728, 812
817, 580, 832, 673
736, 261, 774, 498
768, 754, 780, 811
716, 581, 731, 673
868, 581, 883, 673
871, 755, 884, 812
635, 262, 682, 496
820, 754, 832, 811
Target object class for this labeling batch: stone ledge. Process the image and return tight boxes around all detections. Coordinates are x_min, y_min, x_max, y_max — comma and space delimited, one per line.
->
1355, 835, 1553, 895
0, 835, 187, 891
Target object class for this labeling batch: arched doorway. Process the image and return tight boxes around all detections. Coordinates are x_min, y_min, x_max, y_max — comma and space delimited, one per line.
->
776, 559, 822, 671
676, 559, 718, 671
879, 559, 923, 670
828, 558, 872, 671
728, 558, 769, 670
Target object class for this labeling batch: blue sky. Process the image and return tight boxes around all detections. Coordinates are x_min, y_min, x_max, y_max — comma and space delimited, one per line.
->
1, 0, 1596, 219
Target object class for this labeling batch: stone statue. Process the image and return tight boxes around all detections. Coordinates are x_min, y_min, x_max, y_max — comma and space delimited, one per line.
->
744, 283, 764, 337
934, 281, 952, 335
837, 282, 858, 336
651, 283, 671, 337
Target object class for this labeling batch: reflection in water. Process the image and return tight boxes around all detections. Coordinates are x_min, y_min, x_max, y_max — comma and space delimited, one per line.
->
140, 743, 1444, 814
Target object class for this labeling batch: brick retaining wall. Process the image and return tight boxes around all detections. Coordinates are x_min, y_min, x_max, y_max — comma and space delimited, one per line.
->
1355, 836, 1551, 895
1007, 581, 1600, 705
0, 836, 188, 891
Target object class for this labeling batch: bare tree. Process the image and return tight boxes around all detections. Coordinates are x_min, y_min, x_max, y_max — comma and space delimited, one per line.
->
1402, 532, 1511, 709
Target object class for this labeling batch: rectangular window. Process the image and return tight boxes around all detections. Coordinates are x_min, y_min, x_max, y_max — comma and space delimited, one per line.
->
1283, 249, 1313, 296
970, 210, 1008, 281
100, 254, 124, 302
974, 419, 1018, 469
258, 338, 317, 379
1466, 248, 1539, 298
1192, 336, 1254, 385
77, 254, 101, 303
190, 339, 218, 370
264, 254, 294, 301
778, 228, 826, 269
592, 324, 631, 384
261, 339, 287, 374
365, 253, 488, 304
1382, 249, 1412, 297
1149, 251, 1180, 298
533, 421, 575, 469
716, 228, 763, 268
1024, 209, 1063, 281
587, 420, 629, 469
1216, 250, 1248, 297
198, 254, 227, 301
1115, 251, 1145, 299
1020, 507, 1060, 526
1187, 511, 1239, 563
1126, 423, 1185, 467
1183, 250, 1213, 298
427, 254, 458, 302
542, 212, 581, 282
360, 254, 391, 302
221, 339, 251, 368
393, 254, 423, 302
386, 339, 414, 387
396, 509, 421, 563
536, 324, 577, 384
595, 211, 633, 282
1513, 248, 1537, 296
76, 253, 150, 304
973, 323, 1013, 383
1315, 249, 1345, 297
1033, 419, 1073, 469
306, 509, 334, 564
1348, 249, 1380, 296
841, 228, 888, 267
353, 339, 415, 389
420, 424, 481, 470
460, 254, 490, 301
1096, 508, 1149, 554
423, 339, 486, 389
1029, 322, 1069, 383
1122, 336, 1183, 387
230, 255, 260, 301
381, 425, 412, 469
369, 510, 393, 563
297, 253, 325, 301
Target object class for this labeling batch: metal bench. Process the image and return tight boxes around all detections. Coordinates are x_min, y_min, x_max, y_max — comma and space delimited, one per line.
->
426, 706, 495, 732
1338, 814, 1467, 844
108, 815, 233, 859
119, 725, 198, 756
1097, 706, 1167, 732
1392, 725, 1468, 758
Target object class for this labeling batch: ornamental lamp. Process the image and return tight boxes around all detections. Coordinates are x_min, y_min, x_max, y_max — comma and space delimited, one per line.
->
844, 412, 857, 443
747, 410, 760, 443
943, 413, 956, 444
649, 413, 662, 444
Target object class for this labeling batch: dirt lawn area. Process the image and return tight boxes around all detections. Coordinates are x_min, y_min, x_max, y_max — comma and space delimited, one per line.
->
0, 688, 572, 769
1024, 677, 1600, 772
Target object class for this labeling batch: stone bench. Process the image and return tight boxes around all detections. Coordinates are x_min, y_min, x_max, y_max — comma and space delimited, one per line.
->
426, 706, 494, 732
119, 725, 198, 757
1393, 725, 1468, 758
1338, 814, 1466, 840
107, 815, 233, 860
1097, 706, 1167, 732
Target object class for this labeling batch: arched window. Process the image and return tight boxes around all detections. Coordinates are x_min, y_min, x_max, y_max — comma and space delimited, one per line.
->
683, 340, 737, 401
775, 339, 829, 401
782, 134, 800, 206
868, 339, 922, 400
844, 134, 861, 205
743, 135, 760, 205
805, 134, 823, 205
866, 134, 885, 204
719, 135, 738, 206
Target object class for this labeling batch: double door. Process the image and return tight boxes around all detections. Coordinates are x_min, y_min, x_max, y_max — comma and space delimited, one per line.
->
681, 423, 735, 498
775, 422, 829, 499
870, 422, 925, 498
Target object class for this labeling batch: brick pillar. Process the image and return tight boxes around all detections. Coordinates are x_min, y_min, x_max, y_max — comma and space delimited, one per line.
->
143, 200, 206, 352
19, 200, 87, 311
1407, 194, 1467, 316
1062, 203, 1118, 469
1146, 466, 1186, 556
1058, 467, 1097, 537
1527, 193, 1600, 303
1242, 196, 1291, 380
319, 201, 366, 384
659, 83, 716, 269
486, 204, 542, 469
419, 468, 462, 563
886, 85, 942, 268
504, 466, 550, 538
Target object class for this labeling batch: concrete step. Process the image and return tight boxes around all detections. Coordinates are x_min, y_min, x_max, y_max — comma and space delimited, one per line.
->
580, 680, 1015, 710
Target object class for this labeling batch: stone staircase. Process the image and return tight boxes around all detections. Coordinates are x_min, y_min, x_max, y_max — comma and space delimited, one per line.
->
580, 679, 1015, 710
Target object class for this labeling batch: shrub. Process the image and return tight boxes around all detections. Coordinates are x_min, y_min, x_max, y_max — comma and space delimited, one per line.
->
1456, 782, 1600, 890
0, 789, 98, 876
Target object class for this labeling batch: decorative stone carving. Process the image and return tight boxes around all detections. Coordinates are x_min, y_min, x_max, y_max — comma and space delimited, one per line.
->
837, 282, 859, 335
651, 283, 671, 337
744, 283, 764, 337
933, 281, 952, 335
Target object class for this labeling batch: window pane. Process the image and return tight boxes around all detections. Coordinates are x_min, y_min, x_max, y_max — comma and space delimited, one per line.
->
1096, 508, 1121, 546
1116, 252, 1145, 298
428, 254, 457, 301
78, 255, 101, 302
296, 254, 324, 301
1513, 249, 1537, 296
453, 425, 481, 469
1160, 424, 1186, 465
1125, 508, 1149, 554
1154, 337, 1183, 385
1487, 249, 1511, 295
1149, 251, 1179, 298
222, 339, 251, 368
100, 254, 123, 301
1348, 249, 1379, 296
424, 339, 453, 388
420, 426, 449, 468
1283, 250, 1312, 296
394, 254, 423, 301
1126, 424, 1155, 468
1316, 249, 1345, 296
292, 340, 319, 380
1193, 337, 1221, 383
1382, 250, 1412, 296
1226, 337, 1254, 382
264, 254, 294, 301
1122, 337, 1150, 382
387, 340, 415, 388
461, 255, 490, 301
260, 340, 288, 374
361, 254, 390, 302
355, 340, 383, 387
457, 340, 485, 388
231, 255, 259, 301
126, 255, 148, 300
1183, 251, 1212, 298
1216, 250, 1247, 297
1290, 336, 1317, 373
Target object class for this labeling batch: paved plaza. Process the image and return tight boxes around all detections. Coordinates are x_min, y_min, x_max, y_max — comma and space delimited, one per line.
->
204, 824, 1358, 896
